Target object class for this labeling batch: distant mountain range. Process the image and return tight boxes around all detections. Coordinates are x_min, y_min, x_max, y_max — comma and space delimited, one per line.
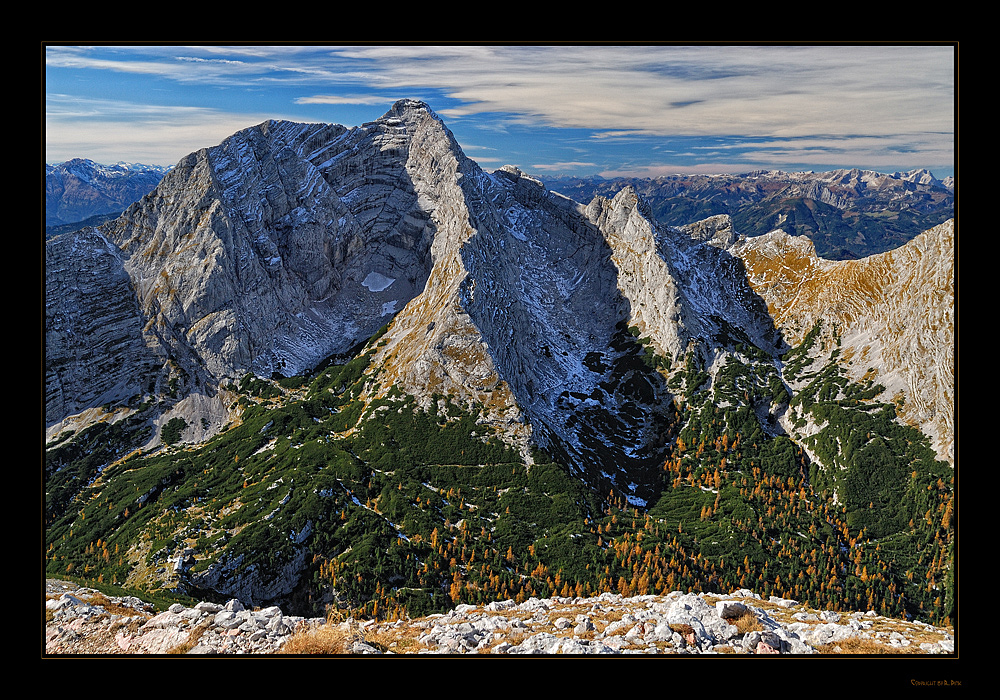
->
44, 101, 955, 627
545, 169, 954, 260
45, 158, 172, 229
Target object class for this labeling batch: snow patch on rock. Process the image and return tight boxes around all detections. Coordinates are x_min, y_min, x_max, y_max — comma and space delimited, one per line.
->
363, 271, 396, 292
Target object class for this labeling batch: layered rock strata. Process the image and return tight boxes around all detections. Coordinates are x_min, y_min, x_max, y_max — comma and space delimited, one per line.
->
45, 227, 160, 424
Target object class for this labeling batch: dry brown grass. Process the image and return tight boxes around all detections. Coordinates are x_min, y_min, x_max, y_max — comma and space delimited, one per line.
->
730, 610, 764, 635
85, 592, 146, 618
166, 620, 212, 654
814, 636, 923, 655
366, 622, 429, 653
279, 608, 363, 655
601, 609, 628, 623
278, 609, 431, 655
279, 622, 360, 655
480, 628, 528, 653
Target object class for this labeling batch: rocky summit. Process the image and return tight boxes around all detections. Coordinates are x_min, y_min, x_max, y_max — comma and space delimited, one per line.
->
731, 220, 954, 462
45, 579, 953, 656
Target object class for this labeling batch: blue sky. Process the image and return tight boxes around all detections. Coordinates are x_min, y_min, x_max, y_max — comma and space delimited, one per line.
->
44, 44, 956, 180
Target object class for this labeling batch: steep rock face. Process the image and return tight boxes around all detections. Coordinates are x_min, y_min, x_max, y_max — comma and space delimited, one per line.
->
729, 219, 955, 464
367, 160, 678, 502
370, 165, 784, 504
590, 196, 782, 364
189, 548, 310, 610
45, 228, 160, 425
100, 113, 436, 385
368, 159, 668, 497
366, 159, 658, 492
458, 169, 671, 502
46, 101, 459, 433
355, 104, 509, 419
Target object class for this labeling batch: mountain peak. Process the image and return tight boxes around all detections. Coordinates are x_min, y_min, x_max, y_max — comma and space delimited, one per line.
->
386, 98, 434, 119
731, 218, 954, 464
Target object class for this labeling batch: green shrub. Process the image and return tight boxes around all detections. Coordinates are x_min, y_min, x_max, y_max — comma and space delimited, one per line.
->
160, 417, 188, 445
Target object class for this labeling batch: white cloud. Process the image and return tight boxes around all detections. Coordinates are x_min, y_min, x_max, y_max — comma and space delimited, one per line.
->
45, 94, 276, 165
44, 44, 955, 172
330, 44, 955, 140
294, 94, 394, 105
530, 161, 598, 172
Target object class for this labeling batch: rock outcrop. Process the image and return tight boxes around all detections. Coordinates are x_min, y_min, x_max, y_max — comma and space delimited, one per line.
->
45, 579, 955, 656
99, 107, 441, 386
592, 192, 782, 363
45, 101, 453, 441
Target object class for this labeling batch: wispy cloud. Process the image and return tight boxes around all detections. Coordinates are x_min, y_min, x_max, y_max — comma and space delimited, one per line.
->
531, 161, 598, 172
45, 94, 274, 165
294, 94, 397, 105
50, 44, 952, 137
329, 44, 954, 139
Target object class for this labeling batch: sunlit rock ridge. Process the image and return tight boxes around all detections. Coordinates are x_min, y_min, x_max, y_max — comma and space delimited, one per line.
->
44, 100, 955, 501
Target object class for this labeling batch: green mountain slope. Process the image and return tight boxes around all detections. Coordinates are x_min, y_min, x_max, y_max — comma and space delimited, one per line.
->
45, 322, 954, 626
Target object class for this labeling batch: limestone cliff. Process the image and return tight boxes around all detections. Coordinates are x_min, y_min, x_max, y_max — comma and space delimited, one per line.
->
591, 193, 782, 364
45, 101, 449, 440
367, 164, 786, 505
99, 110, 438, 385
45, 227, 160, 424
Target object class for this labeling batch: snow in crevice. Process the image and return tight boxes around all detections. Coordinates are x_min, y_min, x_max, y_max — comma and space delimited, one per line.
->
362, 271, 396, 292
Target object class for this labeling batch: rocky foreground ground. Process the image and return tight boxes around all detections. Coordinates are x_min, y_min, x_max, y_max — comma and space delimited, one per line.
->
44, 578, 955, 657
